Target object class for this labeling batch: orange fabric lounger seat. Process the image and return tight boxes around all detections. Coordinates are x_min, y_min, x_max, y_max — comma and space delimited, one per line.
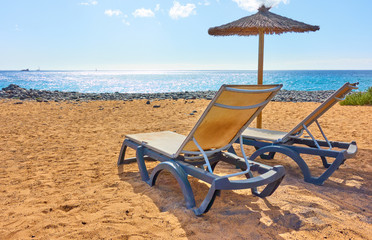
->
239, 82, 359, 185
117, 84, 285, 215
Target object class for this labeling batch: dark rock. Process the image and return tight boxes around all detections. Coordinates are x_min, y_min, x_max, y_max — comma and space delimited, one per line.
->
153, 105, 161, 108
0, 84, 336, 103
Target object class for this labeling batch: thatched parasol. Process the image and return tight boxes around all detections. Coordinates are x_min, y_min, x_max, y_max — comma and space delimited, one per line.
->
208, 5, 319, 128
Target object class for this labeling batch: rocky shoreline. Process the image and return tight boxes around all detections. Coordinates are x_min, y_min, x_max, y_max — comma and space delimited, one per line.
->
1, 84, 335, 103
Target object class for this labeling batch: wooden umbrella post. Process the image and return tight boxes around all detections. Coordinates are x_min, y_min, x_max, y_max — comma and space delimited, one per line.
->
258, 30, 264, 85
257, 30, 264, 128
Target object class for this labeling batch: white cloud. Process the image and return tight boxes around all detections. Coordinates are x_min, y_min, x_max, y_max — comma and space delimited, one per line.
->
169, 1, 196, 19
15, 24, 21, 31
232, 0, 289, 12
198, 0, 210, 6
80, 0, 98, 6
155, 4, 160, 11
132, 8, 155, 18
104, 9, 122, 17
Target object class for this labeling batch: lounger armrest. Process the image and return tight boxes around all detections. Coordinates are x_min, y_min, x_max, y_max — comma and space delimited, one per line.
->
344, 141, 357, 158
214, 165, 285, 190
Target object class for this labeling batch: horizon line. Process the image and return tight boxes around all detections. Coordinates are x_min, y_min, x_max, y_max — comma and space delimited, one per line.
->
1, 69, 372, 71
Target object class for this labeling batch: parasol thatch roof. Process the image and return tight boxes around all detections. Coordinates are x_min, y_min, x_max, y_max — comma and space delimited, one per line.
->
208, 5, 319, 36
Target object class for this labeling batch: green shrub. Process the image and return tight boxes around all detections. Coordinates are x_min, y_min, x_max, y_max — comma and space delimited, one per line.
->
340, 87, 372, 106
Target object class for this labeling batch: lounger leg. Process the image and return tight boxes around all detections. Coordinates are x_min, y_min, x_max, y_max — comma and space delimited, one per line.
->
312, 153, 346, 185
227, 146, 237, 154
244, 171, 284, 198
150, 161, 196, 209
254, 147, 276, 160
193, 184, 220, 216
211, 161, 219, 172
117, 141, 128, 165
136, 146, 150, 184
227, 146, 240, 169
251, 146, 313, 183
320, 156, 331, 168
251, 145, 349, 185
118, 139, 138, 166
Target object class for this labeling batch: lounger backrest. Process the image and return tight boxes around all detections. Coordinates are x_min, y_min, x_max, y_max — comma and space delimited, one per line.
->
175, 84, 282, 156
282, 82, 358, 141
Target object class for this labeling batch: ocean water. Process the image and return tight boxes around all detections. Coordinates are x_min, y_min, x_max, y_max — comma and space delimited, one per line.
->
0, 70, 371, 93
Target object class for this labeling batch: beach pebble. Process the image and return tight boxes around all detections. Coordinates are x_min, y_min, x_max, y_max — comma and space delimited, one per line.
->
0, 84, 338, 103
153, 105, 161, 108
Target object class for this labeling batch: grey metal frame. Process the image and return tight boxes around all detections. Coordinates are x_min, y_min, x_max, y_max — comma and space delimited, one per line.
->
279, 82, 359, 142
239, 82, 359, 185
118, 140, 285, 215
240, 138, 357, 185
117, 84, 285, 215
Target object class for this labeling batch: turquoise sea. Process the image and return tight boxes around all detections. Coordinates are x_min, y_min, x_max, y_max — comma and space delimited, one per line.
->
0, 70, 371, 93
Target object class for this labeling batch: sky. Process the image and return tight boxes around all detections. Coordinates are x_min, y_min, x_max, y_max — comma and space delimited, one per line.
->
0, 0, 372, 70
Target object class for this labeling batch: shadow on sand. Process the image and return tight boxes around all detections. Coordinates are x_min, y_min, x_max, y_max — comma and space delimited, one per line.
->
118, 161, 304, 239
116, 148, 372, 238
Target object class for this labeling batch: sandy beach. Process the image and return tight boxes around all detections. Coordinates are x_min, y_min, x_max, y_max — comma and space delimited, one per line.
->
0, 99, 371, 239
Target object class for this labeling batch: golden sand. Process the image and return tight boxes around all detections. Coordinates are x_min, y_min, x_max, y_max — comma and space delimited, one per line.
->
0, 99, 371, 239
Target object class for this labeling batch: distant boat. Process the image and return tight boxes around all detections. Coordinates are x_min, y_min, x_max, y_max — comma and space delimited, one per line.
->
21, 69, 30, 71
36, 67, 40, 71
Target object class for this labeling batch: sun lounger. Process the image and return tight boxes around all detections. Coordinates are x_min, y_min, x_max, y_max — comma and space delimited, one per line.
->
118, 84, 285, 215
239, 82, 359, 185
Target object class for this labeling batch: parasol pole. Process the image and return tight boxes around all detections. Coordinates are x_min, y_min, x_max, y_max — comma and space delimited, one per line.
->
257, 29, 264, 128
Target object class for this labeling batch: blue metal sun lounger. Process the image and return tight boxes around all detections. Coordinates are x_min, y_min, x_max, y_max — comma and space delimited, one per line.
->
238, 82, 358, 185
118, 84, 285, 215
